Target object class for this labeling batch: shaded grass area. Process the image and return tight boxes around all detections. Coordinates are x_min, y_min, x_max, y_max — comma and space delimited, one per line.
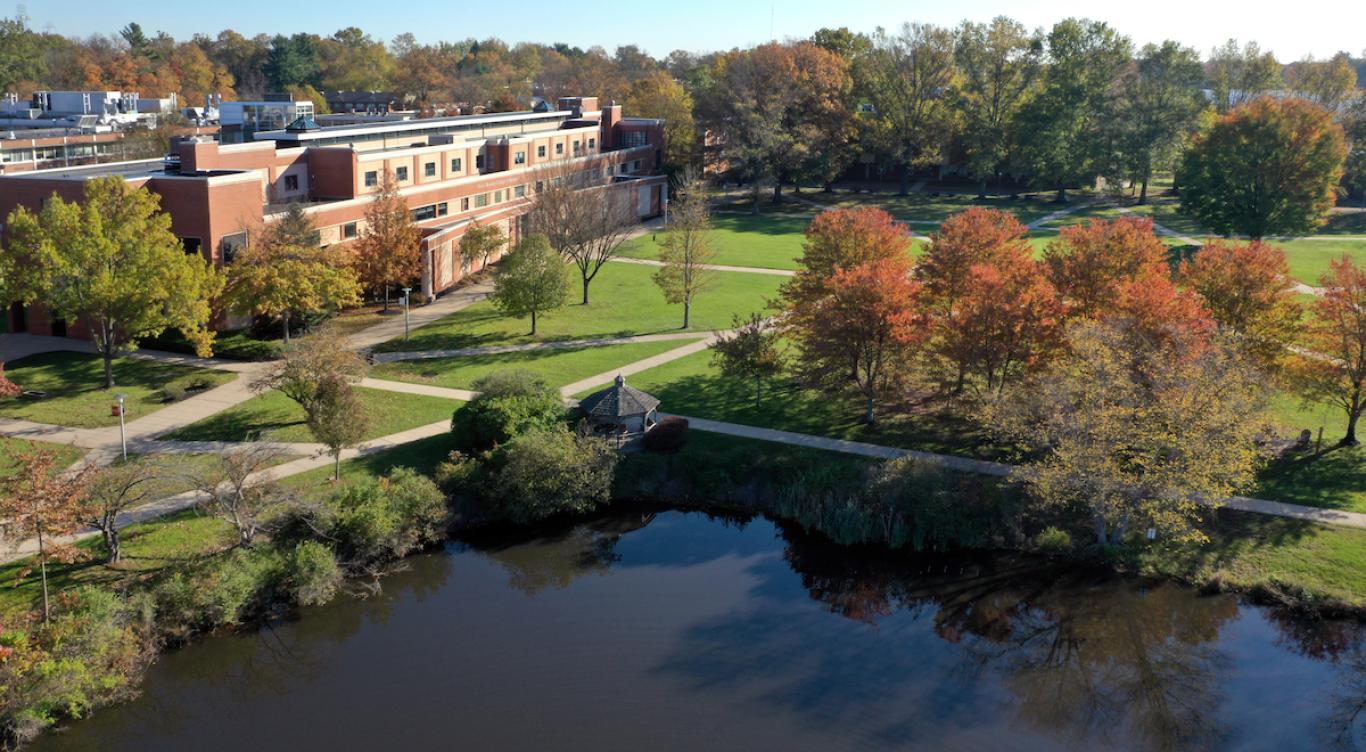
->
621, 214, 810, 270
0, 508, 236, 617
372, 339, 698, 390
0, 436, 85, 476
375, 263, 783, 353
720, 188, 1065, 225
1135, 508, 1366, 610
0, 352, 234, 428
143, 328, 283, 362
283, 432, 457, 489
164, 386, 461, 444
1255, 445, 1366, 515
573, 348, 1000, 459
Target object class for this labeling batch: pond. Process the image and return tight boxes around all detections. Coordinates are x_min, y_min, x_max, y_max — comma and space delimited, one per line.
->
34, 508, 1366, 751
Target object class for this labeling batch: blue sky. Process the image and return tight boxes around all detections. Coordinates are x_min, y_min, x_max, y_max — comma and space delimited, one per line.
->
22, 0, 1366, 60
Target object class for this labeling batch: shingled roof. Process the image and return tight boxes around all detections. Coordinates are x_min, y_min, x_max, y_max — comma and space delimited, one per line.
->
579, 374, 660, 419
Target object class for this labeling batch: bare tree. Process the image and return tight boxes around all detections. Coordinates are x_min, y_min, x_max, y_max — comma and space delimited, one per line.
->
190, 443, 292, 547
79, 458, 163, 563
528, 166, 637, 305
252, 323, 369, 415
652, 170, 716, 329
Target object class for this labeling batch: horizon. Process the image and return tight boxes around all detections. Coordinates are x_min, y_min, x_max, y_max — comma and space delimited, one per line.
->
20, 0, 1366, 61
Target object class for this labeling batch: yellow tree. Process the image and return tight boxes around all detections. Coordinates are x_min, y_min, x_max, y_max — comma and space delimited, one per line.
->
651, 171, 716, 329
1293, 256, 1366, 445
352, 170, 421, 311
224, 240, 360, 343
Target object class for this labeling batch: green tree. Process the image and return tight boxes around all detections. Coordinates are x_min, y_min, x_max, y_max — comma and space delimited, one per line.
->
1179, 97, 1347, 238
265, 33, 322, 90
1284, 52, 1360, 110
1206, 39, 1282, 114
862, 23, 958, 195
490, 236, 569, 335
251, 324, 369, 445
623, 70, 696, 175
953, 17, 1042, 198
710, 313, 784, 407
307, 375, 370, 480
1117, 41, 1205, 204
224, 236, 360, 343
1014, 19, 1131, 201
451, 371, 566, 451
459, 220, 506, 272
652, 172, 716, 328
472, 429, 619, 524
1, 177, 222, 388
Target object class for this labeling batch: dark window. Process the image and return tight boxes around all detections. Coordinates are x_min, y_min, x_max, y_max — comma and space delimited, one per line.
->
284, 174, 299, 191
476, 154, 485, 170
514, 184, 526, 198
219, 232, 248, 264
474, 193, 489, 208
461, 197, 470, 211
450, 157, 462, 172
555, 143, 564, 155
180, 237, 202, 255
364, 171, 378, 187
588, 137, 596, 149
620, 131, 646, 148
573, 141, 582, 155
424, 162, 436, 177
412, 204, 438, 221
437, 202, 448, 217
395, 166, 409, 181
537, 145, 546, 158
514, 151, 526, 165
535, 180, 544, 192
494, 190, 504, 204
343, 222, 358, 239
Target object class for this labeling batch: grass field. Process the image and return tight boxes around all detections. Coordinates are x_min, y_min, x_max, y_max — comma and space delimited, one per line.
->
372, 339, 700, 390
0, 352, 235, 428
0, 436, 86, 476
374, 263, 784, 353
1273, 239, 1366, 286
621, 214, 810, 270
164, 386, 462, 444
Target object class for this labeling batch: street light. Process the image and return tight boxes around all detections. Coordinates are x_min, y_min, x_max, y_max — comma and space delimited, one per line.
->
401, 286, 412, 340
114, 393, 128, 461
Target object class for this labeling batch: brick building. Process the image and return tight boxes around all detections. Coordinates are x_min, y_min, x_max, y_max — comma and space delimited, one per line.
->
2, 96, 667, 337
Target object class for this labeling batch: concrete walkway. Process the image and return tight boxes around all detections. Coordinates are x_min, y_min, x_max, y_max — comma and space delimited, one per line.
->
345, 282, 494, 351
610, 257, 796, 277
371, 331, 708, 364
1026, 199, 1101, 230
559, 334, 722, 397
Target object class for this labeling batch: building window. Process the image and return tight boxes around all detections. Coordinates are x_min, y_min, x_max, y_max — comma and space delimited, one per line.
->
620, 131, 647, 148
494, 190, 504, 204
535, 180, 544, 192
588, 137, 596, 149
461, 197, 470, 211
343, 222, 358, 239
220, 232, 248, 264
179, 237, 202, 255
364, 171, 378, 187
396, 166, 409, 181
474, 193, 489, 208
424, 162, 436, 177
555, 143, 564, 155
514, 151, 526, 165
573, 141, 582, 155
537, 145, 546, 158
514, 184, 526, 198
284, 174, 299, 191
476, 155, 484, 170
451, 157, 462, 172
412, 204, 438, 221
607, 164, 614, 176
437, 202, 448, 217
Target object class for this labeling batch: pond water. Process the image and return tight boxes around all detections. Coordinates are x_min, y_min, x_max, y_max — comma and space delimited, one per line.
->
34, 509, 1366, 752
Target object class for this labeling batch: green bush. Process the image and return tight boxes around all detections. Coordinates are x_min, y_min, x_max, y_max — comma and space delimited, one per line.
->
143, 328, 283, 362
282, 541, 343, 606
474, 429, 619, 524
643, 416, 689, 453
1034, 526, 1074, 553
0, 588, 154, 748
325, 468, 449, 565
451, 370, 566, 450
158, 375, 213, 403
152, 547, 284, 640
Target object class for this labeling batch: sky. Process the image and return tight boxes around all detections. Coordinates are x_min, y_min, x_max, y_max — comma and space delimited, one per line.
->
21, 0, 1366, 60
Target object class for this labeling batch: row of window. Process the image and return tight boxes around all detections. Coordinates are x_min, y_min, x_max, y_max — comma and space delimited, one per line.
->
360, 137, 601, 189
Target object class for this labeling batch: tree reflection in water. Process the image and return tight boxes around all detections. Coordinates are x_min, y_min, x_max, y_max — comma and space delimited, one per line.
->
457, 513, 654, 595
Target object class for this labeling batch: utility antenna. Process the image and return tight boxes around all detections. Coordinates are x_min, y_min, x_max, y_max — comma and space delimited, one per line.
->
769, 2, 775, 40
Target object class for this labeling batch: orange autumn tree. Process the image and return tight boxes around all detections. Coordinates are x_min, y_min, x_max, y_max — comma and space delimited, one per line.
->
1043, 217, 1170, 318
917, 208, 1063, 394
1105, 268, 1218, 361
0, 445, 90, 623
1294, 256, 1366, 445
1179, 239, 1304, 371
782, 207, 912, 309
787, 255, 926, 424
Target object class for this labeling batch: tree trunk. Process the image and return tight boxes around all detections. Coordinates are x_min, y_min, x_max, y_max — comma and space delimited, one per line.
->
581, 276, 590, 305
104, 525, 121, 564
1054, 185, 1068, 203
751, 182, 761, 216
37, 525, 49, 623
1344, 407, 1361, 446
899, 166, 910, 196
334, 451, 342, 481
977, 179, 987, 200
864, 392, 876, 425
754, 375, 762, 408
530, 309, 538, 335
383, 285, 390, 312
772, 182, 783, 204
102, 347, 115, 389
1093, 514, 1109, 546
282, 310, 291, 344
1138, 177, 1149, 205
681, 299, 690, 330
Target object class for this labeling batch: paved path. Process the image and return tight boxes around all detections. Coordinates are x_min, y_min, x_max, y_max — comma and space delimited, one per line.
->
358, 377, 479, 402
346, 282, 494, 351
559, 335, 722, 397
372, 332, 708, 364
1025, 199, 1101, 230
610, 257, 795, 277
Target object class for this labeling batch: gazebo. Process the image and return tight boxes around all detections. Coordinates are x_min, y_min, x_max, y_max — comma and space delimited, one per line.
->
579, 374, 660, 443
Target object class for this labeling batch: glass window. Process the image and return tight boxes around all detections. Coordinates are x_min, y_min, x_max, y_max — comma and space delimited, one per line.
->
396, 166, 409, 181
573, 141, 582, 155
364, 171, 378, 187
219, 232, 248, 264
284, 174, 299, 191
588, 138, 596, 149
474, 193, 489, 208
450, 157, 462, 172
343, 222, 358, 239
179, 237, 202, 255
514, 184, 526, 198
555, 143, 564, 155
412, 204, 438, 221
494, 190, 504, 204
437, 202, 448, 217
461, 197, 470, 211
514, 151, 526, 165
476, 154, 484, 170
537, 145, 546, 158
424, 162, 436, 177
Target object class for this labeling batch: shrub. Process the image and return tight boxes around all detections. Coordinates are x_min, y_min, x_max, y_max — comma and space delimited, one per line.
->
475, 429, 619, 524
152, 547, 284, 640
1, 588, 154, 748
282, 541, 343, 606
451, 370, 566, 450
643, 416, 689, 453
325, 468, 449, 565
1034, 526, 1074, 553
0, 361, 20, 398
158, 375, 213, 403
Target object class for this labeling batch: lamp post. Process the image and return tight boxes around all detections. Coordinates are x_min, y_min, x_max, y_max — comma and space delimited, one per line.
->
114, 393, 128, 462
401, 286, 412, 340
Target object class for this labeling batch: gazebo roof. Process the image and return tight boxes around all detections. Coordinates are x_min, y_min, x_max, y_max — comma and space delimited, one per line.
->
579, 374, 660, 419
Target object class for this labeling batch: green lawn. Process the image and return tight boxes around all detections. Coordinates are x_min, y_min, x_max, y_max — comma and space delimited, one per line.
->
284, 432, 457, 489
0, 352, 235, 428
1255, 444, 1366, 515
622, 214, 809, 270
572, 348, 998, 459
783, 190, 1064, 225
0, 436, 86, 476
164, 386, 462, 444
375, 263, 784, 353
1273, 239, 1366, 286
372, 339, 699, 390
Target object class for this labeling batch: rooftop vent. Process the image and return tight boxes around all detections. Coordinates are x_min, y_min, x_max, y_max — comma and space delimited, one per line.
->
285, 116, 321, 133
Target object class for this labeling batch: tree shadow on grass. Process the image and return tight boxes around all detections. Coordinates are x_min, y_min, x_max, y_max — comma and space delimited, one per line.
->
1254, 445, 1366, 513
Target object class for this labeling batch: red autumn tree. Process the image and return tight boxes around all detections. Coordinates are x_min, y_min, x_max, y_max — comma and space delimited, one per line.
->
917, 208, 1063, 393
1043, 217, 1170, 318
783, 207, 912, 308
1179, 239, 1304, 370
0, 362, 19, 398
1293, 256, 1366, 445
787, 255, 926, 424
1106, 267, 1217, 362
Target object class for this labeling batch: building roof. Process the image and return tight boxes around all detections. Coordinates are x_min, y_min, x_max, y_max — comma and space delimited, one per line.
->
579, 374, 660, 419
285, 116, 321, 132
